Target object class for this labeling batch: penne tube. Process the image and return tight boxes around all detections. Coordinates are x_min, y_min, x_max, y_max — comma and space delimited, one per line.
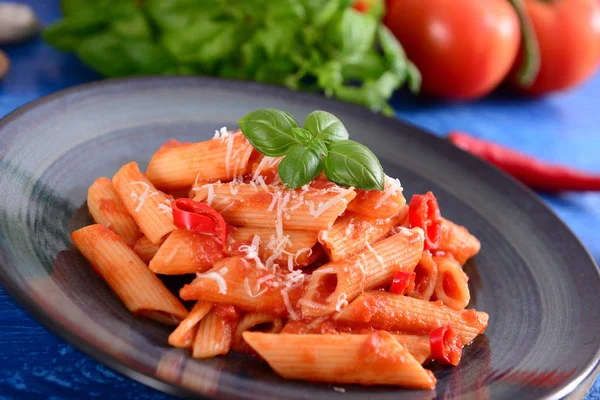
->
192, 305, 239, 359
168, 301, 213, 349
433, 253, 470, 310
393, 334, 432, 365
280, 319, 432, 365
228, 226, 320, 268
407, 251, 438, 301
300, 227, 424, 317
249, 155, 283, 184
87, 177, 140, 246
439, 218, 481, 265
112, 162, 176, 244
132, 235, 161, 264
193, 181, 356, 232
146, 132, 254, 190
71, 224, 188, 325
243, 331, 436, 389
179, 256, 305, 318
337, 290, 488, 345
318, 206, 408, 261
231, 312, 284, 354
149, 229, 225, 275
346, 176, 406, 219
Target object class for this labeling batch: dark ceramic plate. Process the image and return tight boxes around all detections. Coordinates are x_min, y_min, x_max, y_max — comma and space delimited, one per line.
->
0, 77, 599, 400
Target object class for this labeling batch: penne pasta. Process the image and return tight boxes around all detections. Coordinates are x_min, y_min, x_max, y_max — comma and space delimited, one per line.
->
168, 301, 213, 349
232, 312, 284, 354
249, 155, 283, 184
132, 235, 161, 263
71, 224, 188, 325
179, 256, 306, 318
87, 177, 140, 246
407, 250, 438, 301
228, 226, 320, 268
433, 253, 470, 310
336, 290, 488, 345
280, 319, 432, 365
346, 176, 406, 219
146, 131, 254, 190
193, 181, 356, 232
300, 227, 424, 317
243, 331, 436, 389
192, 305, 239, 359
318, 206, 408, 261
392, 334, 432, 365
149, 229, 225, 275
112, 162, 176, 244
439, 218, 481, 265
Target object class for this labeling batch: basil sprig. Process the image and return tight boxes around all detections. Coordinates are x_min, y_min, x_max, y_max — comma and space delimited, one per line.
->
239, 108, 384, 190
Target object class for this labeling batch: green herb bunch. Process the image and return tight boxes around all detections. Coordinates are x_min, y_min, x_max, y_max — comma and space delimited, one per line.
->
239, 108, 384, 190
44, 0, 420, 115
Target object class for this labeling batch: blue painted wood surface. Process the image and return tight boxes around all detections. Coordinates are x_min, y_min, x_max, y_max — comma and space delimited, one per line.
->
0, 1, 599, 399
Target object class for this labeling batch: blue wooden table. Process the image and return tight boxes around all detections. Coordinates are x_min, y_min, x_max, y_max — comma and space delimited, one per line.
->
1, 1, 599, 399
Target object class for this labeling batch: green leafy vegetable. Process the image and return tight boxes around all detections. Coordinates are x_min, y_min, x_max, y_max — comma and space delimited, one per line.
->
278, 146, 323, 188
238, 108, 300, 156
303, 110, 349, 143
324, 140, 385, 190
45, 0, 419, 113
239, 108, 384, 190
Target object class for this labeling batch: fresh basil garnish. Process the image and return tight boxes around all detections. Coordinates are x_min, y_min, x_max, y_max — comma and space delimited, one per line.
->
278, 146, 323, 189
238, 108, 300, 156
303, 110, 349, 144
324, 140, 385, 191
239, 108, 385, 190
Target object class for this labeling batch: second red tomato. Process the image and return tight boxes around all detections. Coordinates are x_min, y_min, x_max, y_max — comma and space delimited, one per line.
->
385, 0, 521, 99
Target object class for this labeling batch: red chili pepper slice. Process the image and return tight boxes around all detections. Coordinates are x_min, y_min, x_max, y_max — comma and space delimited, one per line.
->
389, 271, 416, 295
409, 191, 442, 250
429, 324, 462, 366
172, 198, 227, 249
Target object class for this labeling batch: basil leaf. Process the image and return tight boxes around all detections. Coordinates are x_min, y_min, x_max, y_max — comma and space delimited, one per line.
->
378, 25, 407, 76
238, 109, 300, 156
329, 9, 377, 61
324, 140, 384, 190
304, 110, 349, 144
278, 146, 323, 189
307, 138, 328, 157
291, 128, 312, 146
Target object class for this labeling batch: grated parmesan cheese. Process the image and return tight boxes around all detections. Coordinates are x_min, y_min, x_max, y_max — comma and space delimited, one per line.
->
335, 293, 348, 312
213, 126, 229, 140
281, 289, 298, 320
238, 235, 266, 269
224, 132, 235, 177
333, 387, 346, 393
205, 184, 215, 206
374, 177, 403, 209
365, 241, 385, 268
196, 270, 228, 294
244, 277, 269, 298
307, 189, 352, 218
157, 198, 172, 215
129, 181, 159, 213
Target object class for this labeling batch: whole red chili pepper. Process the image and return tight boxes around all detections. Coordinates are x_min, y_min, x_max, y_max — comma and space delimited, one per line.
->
449, 131, 600, 192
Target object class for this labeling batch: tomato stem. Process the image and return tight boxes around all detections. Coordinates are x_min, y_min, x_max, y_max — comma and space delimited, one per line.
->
507, 0, 541, 86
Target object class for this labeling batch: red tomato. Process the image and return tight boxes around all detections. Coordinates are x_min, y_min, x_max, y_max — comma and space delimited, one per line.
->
514, 0, 600, 95
385, 0, 521, 99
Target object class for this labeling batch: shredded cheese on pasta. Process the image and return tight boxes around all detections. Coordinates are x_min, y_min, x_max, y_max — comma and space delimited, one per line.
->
374, 176, 403, 209
365, 241, 385, 268
281, 289, 298, 320
196, 269, 228, 294
335, 293, 348, 312
129, 181, 159, 212
307, 189, 352, 218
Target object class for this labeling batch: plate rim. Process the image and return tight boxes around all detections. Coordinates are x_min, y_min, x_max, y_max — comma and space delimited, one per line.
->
0, 75, 599, 400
